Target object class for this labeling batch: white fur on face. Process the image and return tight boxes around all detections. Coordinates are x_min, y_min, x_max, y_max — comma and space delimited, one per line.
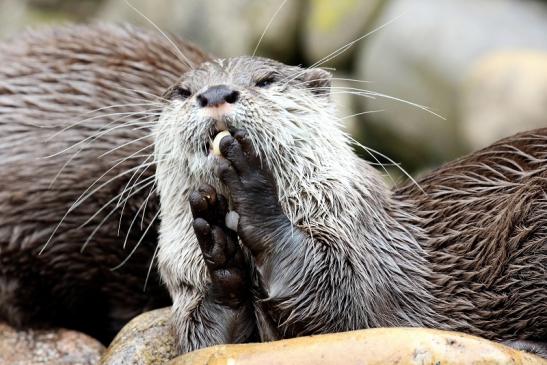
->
153, 57, 354, 291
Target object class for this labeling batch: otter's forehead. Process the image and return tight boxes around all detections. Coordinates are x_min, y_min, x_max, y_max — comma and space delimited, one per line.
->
182, 56, 295, 89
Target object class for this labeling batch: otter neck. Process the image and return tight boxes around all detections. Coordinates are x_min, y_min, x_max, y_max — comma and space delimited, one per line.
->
275, 147, 453, 328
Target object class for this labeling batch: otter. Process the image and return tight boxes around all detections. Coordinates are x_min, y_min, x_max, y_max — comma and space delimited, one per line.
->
0, 24, 209, 343
0, 24, 545, 357
155, 57, 546, 356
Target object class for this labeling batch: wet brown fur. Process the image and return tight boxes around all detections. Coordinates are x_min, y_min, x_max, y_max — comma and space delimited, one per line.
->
0, 24, 209, 342
396, 129, 547, 341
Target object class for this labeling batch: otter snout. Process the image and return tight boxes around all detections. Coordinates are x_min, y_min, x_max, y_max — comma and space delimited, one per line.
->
197, 85, 239, 108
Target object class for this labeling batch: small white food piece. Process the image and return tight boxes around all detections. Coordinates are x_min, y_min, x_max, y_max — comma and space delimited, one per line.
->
212, 130, 232, 156
225, 211, 240, 232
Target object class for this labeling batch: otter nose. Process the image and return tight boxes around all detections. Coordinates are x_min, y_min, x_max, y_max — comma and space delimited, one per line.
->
196, 85, 239, 108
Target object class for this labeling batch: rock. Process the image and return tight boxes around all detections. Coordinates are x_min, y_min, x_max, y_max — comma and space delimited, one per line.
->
0, 322, 104, 365
100, 307, 177, 365
169, 327, 546, 365
0, 0, 105, 39
303, 0, 386, 66
356, 0, 547, 162
27, 0, 105, 20
96, 0, 301, 59
0, 0, 31, 38
461, 50, 547, 150
330, 74, 362, 136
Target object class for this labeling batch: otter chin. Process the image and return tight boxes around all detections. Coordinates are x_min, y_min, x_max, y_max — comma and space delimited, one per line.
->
153, 57, 546, 356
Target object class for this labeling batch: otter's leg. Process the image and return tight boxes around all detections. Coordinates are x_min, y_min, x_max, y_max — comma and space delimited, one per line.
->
216, 131, 316, 337
215, 131, 287, 256
181, 184, 256, 350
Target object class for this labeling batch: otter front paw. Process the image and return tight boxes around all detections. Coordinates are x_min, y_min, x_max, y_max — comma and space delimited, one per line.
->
215, 130, 287, 252
189, 184, 249, 308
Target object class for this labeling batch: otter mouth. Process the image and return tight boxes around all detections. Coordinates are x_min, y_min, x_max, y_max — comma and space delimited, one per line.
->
204, 124, 231, 156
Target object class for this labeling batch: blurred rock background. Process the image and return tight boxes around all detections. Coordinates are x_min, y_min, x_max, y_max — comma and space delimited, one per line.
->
1, 0, 546, 177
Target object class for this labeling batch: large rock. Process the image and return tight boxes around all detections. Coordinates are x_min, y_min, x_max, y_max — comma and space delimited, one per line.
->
0, 0, 105, 39
330, 74, 362, 137
170, 327, 546, 365
356, 0, 547, 162
303, 0, 386, 66
0, 322, 104, 365
100, 307, 177, 365
0, 0, 31, 38
461, 50, 547, 150
96, 0, 301, 59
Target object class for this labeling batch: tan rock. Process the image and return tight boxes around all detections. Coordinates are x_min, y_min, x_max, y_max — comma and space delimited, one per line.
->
303, 0, 385, 66
169, 327, 546, 365
100, 307, 178, 365
96, 0, 300, 58
461, 50, 547, 149
330, 75, 361, 136
0, 322, 104, 365
356, 0, 547, 162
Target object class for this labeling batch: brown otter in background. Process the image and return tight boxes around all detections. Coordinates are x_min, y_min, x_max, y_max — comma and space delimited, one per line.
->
0, 24, 545, 357
0, 24, 209, 343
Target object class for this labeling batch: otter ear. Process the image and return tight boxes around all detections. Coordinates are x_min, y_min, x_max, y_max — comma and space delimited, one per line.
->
301, 68, 331, 96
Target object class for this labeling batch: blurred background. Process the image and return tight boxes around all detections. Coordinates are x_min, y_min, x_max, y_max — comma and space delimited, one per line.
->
1, 0, 546, 178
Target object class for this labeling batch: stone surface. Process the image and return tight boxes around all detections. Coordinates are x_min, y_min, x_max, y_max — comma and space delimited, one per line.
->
100, 307, 177, 365
0, 0, 104, 38
461, 50, 547, 150
356, 0, 547, 162
170, 327, 546, 365
96, 0, 301, 59
330, 75, 362, 137
0, 322, 105, 365
303, 0, 385, 66
0, 0, 32, 38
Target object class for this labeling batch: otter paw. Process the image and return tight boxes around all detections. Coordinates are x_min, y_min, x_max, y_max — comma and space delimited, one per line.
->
189, 184, 248, 308
215, 130, 281, 216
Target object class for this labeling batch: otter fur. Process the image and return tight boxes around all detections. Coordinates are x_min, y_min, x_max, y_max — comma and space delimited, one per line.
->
0, 24, 544, 357
0, 24, 209, 343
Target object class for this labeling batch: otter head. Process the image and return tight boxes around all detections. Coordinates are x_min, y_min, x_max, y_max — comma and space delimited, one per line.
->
154, 56, 352, 206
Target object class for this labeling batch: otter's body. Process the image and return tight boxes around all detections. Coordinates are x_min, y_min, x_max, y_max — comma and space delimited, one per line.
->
0, 24, 209, 342
397, 130, 547, 341
0, 24, 544, 356
155, 56, 546, 355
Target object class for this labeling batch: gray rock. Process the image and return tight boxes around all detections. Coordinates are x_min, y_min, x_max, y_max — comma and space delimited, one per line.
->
356, 0, 547, 161
330, 74, 362, 137
0, 0, 31, 38
96, 0, 301, 58
303, 0, 386, 66
0, 322, 104, 365
461, 50, 547, 149
100, 307, 177, 365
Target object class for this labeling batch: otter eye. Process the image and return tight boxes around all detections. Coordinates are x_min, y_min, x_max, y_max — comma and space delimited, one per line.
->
175, 87, 192, 100
255, 77, 275, 88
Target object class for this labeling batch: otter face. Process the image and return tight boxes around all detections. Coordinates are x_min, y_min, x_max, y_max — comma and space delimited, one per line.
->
154, 56, 336, 188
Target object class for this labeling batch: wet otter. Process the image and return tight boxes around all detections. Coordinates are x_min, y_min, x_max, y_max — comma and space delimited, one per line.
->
155, 57, 546, 355
0, 24, 209, 343
0, 24, 545, 357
